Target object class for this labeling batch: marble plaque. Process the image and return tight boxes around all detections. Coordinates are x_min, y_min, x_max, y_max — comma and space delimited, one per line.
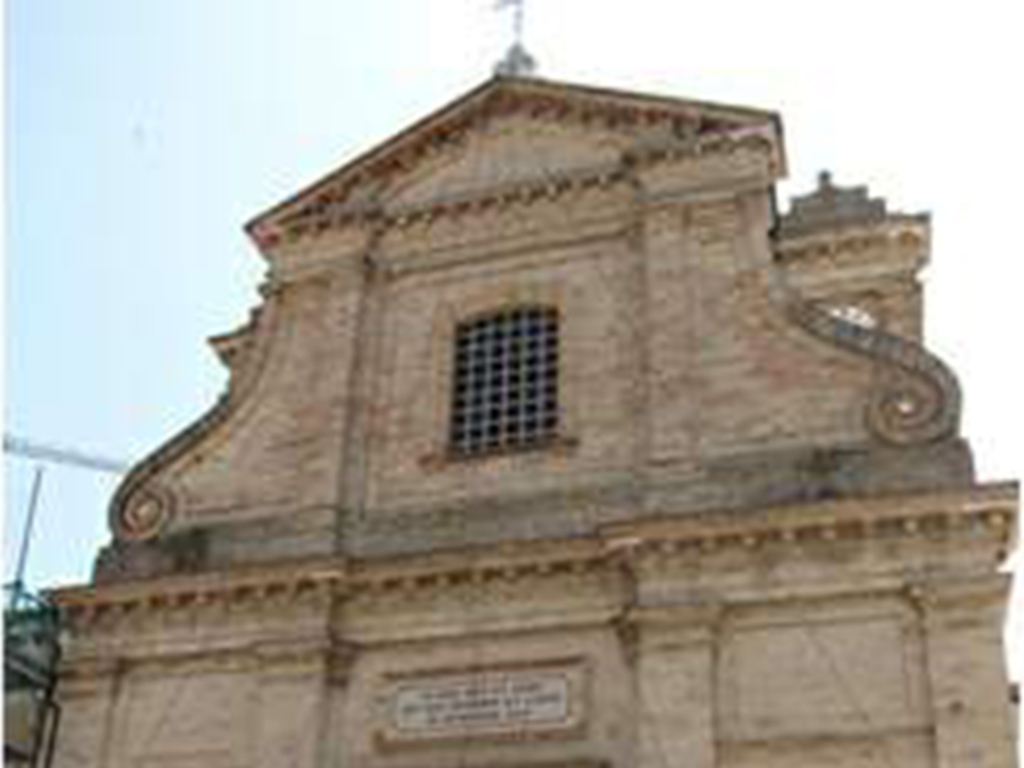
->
380, 662, 586, 745
395, 672, 568, 733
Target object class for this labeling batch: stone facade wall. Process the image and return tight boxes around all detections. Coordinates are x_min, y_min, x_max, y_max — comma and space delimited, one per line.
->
52, 77, 1017, 768
53, 487, 1018, 768
101, 80, 972, 567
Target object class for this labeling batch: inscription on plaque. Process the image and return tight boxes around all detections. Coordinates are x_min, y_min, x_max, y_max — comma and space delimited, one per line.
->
392, 671, 570, 736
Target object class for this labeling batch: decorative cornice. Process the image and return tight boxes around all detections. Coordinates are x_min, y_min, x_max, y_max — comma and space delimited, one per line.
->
57, 563, 343, 628
248, 76, 781, 249
628, 128, 778, 174
774, 215, 929, 270
259, 128, 777, 249
53, 484, 1016, 623
602, 483, 1016, 561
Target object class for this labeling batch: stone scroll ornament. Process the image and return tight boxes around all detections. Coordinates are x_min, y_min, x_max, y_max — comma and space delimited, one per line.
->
113, 485, 176, 541
781, 287, 961, 445
106, 296, 280, 546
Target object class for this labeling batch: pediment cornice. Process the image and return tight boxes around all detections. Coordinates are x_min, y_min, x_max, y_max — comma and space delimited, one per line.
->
246, 76, 783, 250
774, 214, 929, 267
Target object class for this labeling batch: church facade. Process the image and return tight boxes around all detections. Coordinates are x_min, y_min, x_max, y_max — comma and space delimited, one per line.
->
51, 76, 1017, 768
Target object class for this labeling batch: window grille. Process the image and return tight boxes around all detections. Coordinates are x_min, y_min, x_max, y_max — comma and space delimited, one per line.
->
450, 306, 559, 456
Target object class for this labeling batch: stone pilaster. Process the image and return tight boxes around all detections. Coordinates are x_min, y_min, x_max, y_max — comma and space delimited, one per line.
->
918, 575, 1016, 768
252, 638, 356, 768
632, 603, 721, 768
52, 659, 125, 768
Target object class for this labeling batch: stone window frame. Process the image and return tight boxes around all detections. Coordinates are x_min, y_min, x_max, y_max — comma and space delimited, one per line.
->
426, 281, 580, 467
448, 304, 561, 457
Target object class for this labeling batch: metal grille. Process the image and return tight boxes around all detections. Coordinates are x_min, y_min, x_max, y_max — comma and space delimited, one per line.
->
450, 307, 559, 456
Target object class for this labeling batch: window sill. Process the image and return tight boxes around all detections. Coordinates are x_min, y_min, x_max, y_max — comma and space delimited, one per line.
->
418, 434, 580, 471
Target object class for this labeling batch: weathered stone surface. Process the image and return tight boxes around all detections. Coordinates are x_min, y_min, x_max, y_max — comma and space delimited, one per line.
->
50, 75, 1017, 768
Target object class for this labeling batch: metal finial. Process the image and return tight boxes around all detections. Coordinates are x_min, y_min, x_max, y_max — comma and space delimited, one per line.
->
494, 0, 537, 77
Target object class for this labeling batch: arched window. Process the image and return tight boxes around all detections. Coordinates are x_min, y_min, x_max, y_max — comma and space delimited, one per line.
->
450, 306, 560, 456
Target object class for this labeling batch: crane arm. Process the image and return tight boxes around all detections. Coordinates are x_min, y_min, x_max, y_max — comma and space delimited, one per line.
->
3, 434, 131, 474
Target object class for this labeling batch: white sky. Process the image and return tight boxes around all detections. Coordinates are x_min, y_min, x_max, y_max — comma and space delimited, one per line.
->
4, 0, 1023, 683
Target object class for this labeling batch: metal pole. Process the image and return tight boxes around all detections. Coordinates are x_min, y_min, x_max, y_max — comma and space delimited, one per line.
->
12, 464, 46, 604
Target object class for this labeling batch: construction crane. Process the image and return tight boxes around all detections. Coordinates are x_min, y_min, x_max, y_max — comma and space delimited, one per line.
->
3, 434, 131, 474
3, 433, 131, 601
3, 434, 129, 768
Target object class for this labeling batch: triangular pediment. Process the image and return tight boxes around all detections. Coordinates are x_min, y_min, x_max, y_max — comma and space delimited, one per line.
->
248, 76, 781, 244
382, 113, 631, 210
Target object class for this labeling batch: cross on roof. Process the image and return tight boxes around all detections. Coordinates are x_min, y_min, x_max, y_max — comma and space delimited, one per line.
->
494, 0, 537, 77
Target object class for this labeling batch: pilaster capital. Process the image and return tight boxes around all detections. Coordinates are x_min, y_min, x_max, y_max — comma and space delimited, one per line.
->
625, 601, 724, 650
56, 655, 125, 698
906, 573, 1012, 621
